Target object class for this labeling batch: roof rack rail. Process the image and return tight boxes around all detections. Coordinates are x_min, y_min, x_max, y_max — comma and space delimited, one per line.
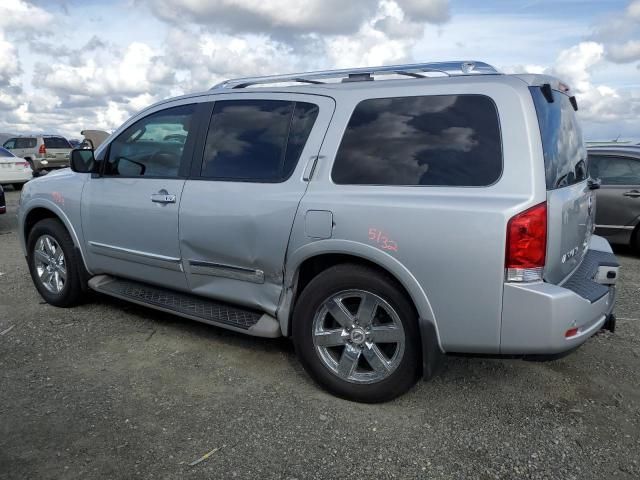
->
211, 61, 500, 90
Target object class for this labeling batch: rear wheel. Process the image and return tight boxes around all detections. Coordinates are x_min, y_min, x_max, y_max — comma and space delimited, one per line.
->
27, 219, 85, 307
293, 264, 421, 403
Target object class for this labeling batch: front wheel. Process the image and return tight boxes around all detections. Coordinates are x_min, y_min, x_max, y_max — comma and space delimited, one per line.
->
27, 219, 85, 307
293, 264, 421, 403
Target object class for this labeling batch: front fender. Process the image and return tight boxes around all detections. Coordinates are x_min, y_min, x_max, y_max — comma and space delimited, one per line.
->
19, 197, 92, 275
280, 239, 441, 349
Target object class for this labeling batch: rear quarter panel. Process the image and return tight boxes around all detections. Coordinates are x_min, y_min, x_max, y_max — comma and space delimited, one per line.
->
286, 76, 546, 353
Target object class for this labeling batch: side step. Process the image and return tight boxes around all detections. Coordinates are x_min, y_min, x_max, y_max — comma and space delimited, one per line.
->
88, 275, 282, 338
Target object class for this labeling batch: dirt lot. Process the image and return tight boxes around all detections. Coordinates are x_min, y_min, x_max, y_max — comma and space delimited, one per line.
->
1, 187, 639, 480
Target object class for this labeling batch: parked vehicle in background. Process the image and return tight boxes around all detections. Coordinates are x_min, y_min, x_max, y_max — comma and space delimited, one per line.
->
80, 130, 110, 149
68, 139, 82, 148
16, 61, 619, 402
0, 147, 33, 190
0, 184, 5, 214
588, 145, 640, 252
2, 135, 72, 175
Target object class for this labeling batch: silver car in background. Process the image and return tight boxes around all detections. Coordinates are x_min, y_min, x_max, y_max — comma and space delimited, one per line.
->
16, 61, 618, 402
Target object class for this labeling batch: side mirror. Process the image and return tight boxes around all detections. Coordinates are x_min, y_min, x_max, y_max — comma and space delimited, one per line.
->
70, 148, 96, 173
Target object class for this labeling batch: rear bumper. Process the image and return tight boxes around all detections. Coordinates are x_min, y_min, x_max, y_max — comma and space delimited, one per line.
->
500, 235, 617, 355
0, 171, 32, 183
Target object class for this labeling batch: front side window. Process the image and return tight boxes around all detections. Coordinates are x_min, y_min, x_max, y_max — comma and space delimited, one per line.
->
3, 139, 16, 149
332, 95, 503, 186
589, 155, 640, 185
104, 104, 195, 177
201, 100, 318, 182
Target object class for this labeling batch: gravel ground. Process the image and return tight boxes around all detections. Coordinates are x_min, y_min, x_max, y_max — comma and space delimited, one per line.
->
1, 187, 639, 480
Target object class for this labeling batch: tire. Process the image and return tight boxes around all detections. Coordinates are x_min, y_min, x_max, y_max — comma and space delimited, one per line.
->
26, 159, 39, 176
27, 218, 85, 307
292, 264, 421, 403
12, 183, 23, 191
633, 226, 640, 255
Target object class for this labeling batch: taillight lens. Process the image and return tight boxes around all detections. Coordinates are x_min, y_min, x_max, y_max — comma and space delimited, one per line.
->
38, 144, 46, 155
505, 202, 547, 282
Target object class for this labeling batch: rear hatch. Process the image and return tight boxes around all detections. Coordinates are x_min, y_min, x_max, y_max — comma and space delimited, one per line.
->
43, 137, 72, 164
529, 86, 594, 284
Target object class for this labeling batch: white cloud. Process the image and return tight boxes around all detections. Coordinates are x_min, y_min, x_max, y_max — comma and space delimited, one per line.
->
394, 0, 449, 23
550, 41, 604, 92
628, 0, 640, 19
0, 0, 53, 30
0, 33, 21, 86
607, 40, 640, 63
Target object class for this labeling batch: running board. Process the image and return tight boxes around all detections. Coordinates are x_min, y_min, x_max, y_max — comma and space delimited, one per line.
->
88, 275, 281, 338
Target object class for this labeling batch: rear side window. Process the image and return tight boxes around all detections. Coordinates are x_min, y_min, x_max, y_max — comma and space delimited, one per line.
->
15, 138, 36, 149
530, 87, 587, 190
201, 100, 318, 182
331, 95, 502, 186
43, 137, 71, 149
589, 155, 640, 185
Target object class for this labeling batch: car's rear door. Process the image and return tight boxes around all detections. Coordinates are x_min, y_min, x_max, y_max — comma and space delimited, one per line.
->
81, 101, 207, 289
42, 137, 72, 168
589, 152, 640, 242
529, 86, 594, 284
179, 93, 335, 314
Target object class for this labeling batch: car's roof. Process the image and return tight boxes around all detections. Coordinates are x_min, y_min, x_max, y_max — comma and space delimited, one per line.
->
587, 145, 640, 157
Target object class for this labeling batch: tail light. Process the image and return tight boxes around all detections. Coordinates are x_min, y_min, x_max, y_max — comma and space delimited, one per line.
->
38, 144, 46, 156
505, 202, 547, 282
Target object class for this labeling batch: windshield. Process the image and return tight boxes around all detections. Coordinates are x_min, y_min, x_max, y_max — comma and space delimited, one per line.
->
0, 147, 15, 158
530, 86, 587, 190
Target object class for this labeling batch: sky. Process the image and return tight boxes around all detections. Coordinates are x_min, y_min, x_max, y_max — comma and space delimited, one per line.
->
0, 0, 639, 141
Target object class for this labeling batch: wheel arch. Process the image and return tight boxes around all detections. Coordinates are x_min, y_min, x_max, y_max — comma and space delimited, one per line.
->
21, 202, 91, 274
280, 240, 441, 348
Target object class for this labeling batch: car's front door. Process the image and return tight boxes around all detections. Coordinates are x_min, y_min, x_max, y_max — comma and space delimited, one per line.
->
590, 153, 640, 242
179, 93, 335, 314
81, 102, 202, 289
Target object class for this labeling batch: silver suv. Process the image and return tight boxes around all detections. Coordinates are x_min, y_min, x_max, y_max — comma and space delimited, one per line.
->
3, 135, 72, 175
17, 61, 619, 402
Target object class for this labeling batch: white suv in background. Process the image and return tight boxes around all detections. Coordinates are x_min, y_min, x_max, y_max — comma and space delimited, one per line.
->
3, 135, 72, 175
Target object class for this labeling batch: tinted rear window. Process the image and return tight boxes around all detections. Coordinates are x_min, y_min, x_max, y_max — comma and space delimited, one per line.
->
331, 95, 502, 186
200, 100, 318, 182
15, 138, 36, 148
530, 87, 587, 190
0, 147, 14, 157
44, 137, 71, 149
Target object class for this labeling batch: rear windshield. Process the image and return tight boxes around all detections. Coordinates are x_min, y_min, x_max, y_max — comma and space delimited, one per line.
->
0, 147, 14, 157
44, 137, 71, 149
530, 86, 587, 190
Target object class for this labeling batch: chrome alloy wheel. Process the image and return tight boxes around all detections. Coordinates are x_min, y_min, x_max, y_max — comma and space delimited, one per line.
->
312, 289, 406, 384
33, 235, 67, 294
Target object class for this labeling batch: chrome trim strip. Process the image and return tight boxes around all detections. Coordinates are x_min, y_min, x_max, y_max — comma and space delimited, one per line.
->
189, 260, 265, 284
88, 241, 183, 271
595, 224, 634, 230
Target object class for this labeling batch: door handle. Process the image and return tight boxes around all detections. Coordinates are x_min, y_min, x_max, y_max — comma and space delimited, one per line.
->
622, 190, 640, 198
151, 192, 176, 204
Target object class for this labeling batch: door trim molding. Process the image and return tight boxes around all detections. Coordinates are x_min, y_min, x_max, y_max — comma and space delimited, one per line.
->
88, 241, 183, 271
189, 260, 265, 284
